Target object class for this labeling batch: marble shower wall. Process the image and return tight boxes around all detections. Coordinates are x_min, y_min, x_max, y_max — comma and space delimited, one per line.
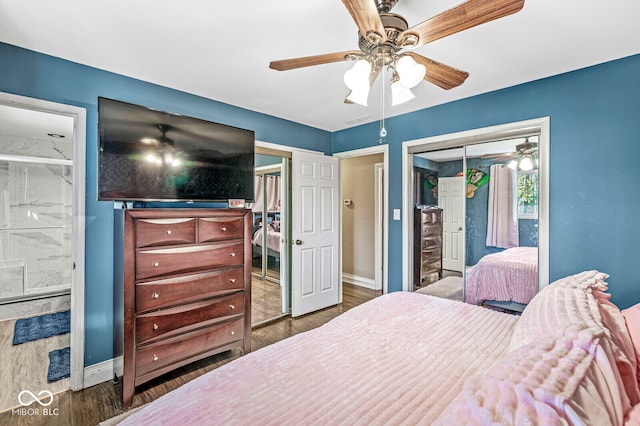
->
0, 134, 72, 301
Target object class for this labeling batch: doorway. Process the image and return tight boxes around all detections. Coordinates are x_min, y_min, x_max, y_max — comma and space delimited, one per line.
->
0, 92, 86, 410
402, 118, 550, 299
335, 145, 389, 297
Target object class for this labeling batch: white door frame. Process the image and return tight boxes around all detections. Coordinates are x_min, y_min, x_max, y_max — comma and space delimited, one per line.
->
334, 144, 389, 294
401, 118, 550, 293
0, 92, 87, 390
374, 162, 384, 291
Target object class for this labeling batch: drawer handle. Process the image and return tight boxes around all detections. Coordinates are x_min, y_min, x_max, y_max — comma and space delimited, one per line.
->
153, 262, 159, 267
230, 330, 235, 336
166, 229, 172, 235
230, 253, 236, 257
229, 278, 236, 283
152, 354, 158, 362
220, 227, 227, 232
152, 292, 159, 299
229, 304, 235, 310
153, 323, 159, 330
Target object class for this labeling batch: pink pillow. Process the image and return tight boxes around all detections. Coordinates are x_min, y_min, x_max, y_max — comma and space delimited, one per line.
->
622, 303, 640, 388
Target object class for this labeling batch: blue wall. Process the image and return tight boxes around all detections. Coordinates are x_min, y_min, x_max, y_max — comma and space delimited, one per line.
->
0, 42, 332, 366
334, 53, 640, 309
3, 40, 640, 367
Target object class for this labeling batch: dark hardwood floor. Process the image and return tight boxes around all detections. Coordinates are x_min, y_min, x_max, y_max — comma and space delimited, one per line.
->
0, 283, 381, 425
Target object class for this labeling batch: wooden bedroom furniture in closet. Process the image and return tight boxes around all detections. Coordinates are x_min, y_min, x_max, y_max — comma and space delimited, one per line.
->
413, 206, 443, 291
113, 208, 252, 408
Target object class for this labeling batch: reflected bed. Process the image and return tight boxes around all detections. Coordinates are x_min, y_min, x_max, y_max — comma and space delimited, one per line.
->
465, 246, 538, 305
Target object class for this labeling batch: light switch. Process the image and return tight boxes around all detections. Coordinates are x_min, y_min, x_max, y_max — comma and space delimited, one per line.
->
393, 208, 401, 220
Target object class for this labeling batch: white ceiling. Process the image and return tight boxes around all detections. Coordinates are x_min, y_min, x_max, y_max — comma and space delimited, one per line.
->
0, 0, 639, 132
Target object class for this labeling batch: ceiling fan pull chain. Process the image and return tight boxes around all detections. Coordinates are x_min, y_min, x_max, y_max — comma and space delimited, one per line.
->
379, 64, 387, 143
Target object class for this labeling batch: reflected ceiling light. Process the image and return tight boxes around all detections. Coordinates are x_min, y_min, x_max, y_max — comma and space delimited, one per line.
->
519, 156, 534, 171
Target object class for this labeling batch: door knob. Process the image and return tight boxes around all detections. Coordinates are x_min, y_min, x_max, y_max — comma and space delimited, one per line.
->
458, 227, 463, 231
295, 239, 303, 245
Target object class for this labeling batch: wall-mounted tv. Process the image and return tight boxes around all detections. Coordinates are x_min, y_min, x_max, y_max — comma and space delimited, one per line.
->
98, 97, 255, 202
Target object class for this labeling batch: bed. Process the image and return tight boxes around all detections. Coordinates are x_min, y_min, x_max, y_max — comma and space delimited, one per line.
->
465, 246, 538, 306
252, 224, 281, 258
118, 270, 640, 425
252, 211, 281, 261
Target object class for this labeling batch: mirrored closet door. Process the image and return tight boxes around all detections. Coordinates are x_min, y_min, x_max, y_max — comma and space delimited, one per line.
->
250, 156, 290, 326
413, 136, 541, 313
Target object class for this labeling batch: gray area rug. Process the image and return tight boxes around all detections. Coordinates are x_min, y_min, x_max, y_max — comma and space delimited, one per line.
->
415, 276, 463, 302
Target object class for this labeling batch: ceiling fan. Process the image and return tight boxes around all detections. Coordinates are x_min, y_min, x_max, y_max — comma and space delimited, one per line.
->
269, 0, 525, 106
482, 137, 538, 170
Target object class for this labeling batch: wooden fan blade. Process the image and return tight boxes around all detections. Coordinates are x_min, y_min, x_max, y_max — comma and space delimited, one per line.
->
341, 0, 387, 43
344, 66, 381, 104
405, 53, 469, 90
481, 152, 512, 159
494, 156, 517, 162
270, 50, 362, 71
399, 0, 525, 48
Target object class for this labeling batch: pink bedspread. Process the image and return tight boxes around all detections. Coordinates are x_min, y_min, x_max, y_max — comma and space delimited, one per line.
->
252, 226, 281, 253
465, 246, 538, 305
120, 293, 518, 425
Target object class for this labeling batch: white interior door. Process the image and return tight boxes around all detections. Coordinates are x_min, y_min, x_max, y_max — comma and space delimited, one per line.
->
291, 151, 340, 317
438, 176, 464, 272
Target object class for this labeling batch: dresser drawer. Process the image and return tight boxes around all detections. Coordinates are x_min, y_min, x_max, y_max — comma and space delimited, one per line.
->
135, 318, 244, 378
136, 267, 244, 312
136, 218, 196, 248
421, 211, 442, 225
136, 241, 244, 280
136, 292, 244, 344
199, 216, 244, 242
422, 234, 441, 250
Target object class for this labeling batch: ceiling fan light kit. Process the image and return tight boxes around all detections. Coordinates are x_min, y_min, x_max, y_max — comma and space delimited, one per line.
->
346, 85, 371, 106
391, 71, 415, 106
395, 55, 426, 88
269, 0, 525, 111
344, 59, 372, 91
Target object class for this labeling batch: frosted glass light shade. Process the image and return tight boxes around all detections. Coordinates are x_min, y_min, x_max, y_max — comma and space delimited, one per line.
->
396, 55, 426, 88
346, 86, 370, 106
507, 159, 518, 170
391, 80, 414, 105
344, 59, 372, 91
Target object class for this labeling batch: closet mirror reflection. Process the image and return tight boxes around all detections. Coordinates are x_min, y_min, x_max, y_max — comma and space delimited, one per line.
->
251, 154, 290, 326
413, 136, 540, 313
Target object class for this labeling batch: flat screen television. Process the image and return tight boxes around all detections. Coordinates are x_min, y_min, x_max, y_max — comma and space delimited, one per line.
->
98, 97, 255, 202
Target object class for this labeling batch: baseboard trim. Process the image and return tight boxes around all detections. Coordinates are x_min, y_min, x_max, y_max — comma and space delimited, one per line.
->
83, 356, 121, 388
343, 273, 379, 290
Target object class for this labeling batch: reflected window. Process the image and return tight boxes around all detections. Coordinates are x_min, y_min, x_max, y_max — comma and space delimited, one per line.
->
517, 170, 538, 219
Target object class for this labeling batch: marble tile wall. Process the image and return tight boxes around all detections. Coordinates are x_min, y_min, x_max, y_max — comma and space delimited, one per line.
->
0, 134, 73, 160
0, 135, 72, 302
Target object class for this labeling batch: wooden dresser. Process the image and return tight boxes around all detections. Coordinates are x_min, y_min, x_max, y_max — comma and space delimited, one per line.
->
113, 208, 252, 408
413, 206, 443, 291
